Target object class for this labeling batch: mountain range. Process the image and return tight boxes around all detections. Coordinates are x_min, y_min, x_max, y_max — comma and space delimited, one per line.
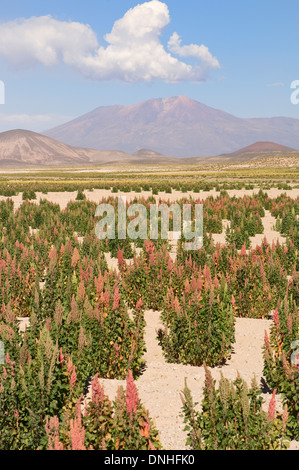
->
44, 95, 299, 158
0, 95, 299, 166
0, 129, 297, 167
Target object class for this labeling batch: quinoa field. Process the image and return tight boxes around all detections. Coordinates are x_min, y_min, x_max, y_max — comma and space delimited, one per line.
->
0, 164, 298, 451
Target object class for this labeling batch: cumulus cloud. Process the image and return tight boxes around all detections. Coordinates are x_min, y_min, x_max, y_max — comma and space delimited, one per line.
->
0, 15, 98, 69
0, 0, 220, 83
168, 32, 220, 69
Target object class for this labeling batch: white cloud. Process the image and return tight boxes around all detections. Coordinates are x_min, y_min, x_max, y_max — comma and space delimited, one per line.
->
168, 32, 220, 69
0, 15, 98, 69
0, 0, 220, 83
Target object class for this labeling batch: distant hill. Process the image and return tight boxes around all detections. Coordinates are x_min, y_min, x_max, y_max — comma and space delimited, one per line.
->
0, 129, 178, 167
221, 141, 298, 160
44, 95, 299, 157
0, 129, 92, 166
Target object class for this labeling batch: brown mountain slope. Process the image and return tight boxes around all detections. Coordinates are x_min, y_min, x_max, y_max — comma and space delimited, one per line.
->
0, 129, 93, 166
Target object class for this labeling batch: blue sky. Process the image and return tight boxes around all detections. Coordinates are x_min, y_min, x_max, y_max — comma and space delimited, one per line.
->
0, 0, 299, 132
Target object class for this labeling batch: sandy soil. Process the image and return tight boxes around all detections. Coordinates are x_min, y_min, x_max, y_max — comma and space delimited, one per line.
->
96, 312, 279, 450
11, 188, 299, 450
212, 210, 286, 249
1, 186, 299, 212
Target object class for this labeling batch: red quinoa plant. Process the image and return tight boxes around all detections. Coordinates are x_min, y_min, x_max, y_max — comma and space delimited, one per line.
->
44, 371, 162, 450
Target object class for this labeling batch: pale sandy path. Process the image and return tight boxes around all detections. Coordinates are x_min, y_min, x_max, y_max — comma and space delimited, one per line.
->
250, 209, 286, 248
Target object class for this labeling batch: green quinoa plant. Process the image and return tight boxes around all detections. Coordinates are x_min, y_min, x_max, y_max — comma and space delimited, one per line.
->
181, 366, 290, 450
